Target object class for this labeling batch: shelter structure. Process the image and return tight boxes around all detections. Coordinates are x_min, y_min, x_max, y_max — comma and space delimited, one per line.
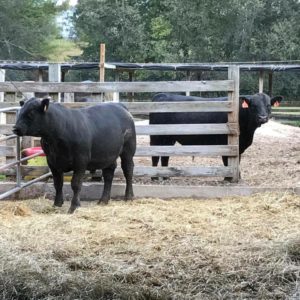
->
1, 60, 300, 102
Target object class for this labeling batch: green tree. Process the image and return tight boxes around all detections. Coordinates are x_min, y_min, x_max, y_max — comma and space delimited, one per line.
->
73, 0, 147, 62
0, 0, 64, 60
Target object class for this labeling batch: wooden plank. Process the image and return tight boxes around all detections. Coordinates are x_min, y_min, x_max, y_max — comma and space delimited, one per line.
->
0, 145, 15, 156
0, 102, 19, 109
227, 66, 240, 182
131, 166, 233, 177
3, 165, 233, 178
0, 182, 298, 201
136, 123, 239, 135
0, 122, 238, 136
0, 124, 14, 135
0, 80, 234, 93
136, 145, 238, 157
124, 101, 233, 113
0, 100, 234, 113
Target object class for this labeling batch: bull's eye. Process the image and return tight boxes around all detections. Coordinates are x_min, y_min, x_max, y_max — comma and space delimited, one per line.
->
27, 111, 35, 120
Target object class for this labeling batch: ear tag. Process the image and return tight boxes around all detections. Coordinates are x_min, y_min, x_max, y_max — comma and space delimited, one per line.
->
274, 101, 280, 107
242, 100, 249, 108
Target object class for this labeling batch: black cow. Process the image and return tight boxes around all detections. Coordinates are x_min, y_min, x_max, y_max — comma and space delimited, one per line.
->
150, 92, 282, 180
13, 97, 136, 213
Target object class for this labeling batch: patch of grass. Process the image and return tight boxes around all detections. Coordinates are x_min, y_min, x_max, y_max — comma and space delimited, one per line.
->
0, 193, 299, 299
45, 39, 83, 62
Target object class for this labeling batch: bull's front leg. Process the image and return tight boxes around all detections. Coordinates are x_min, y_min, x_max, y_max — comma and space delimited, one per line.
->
68, 169, 85, 214
51, 167, 64, 207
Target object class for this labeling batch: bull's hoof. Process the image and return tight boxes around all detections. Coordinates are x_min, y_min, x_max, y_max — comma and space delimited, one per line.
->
151, 176, 159, 181
67, 205, 78, 214
53, 202, 64, 207
124, 195, 134, 201
98, 199, 109, 205
224, 177, 233, 182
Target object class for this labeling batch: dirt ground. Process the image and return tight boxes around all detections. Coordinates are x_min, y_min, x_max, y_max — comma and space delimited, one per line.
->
132, 119, 300, 188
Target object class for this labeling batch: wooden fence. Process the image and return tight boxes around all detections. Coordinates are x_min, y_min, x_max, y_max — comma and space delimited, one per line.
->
0, 66, 240, 182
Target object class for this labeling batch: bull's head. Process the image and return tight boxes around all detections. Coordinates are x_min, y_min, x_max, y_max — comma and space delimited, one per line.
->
13, 97, 50, 137
240, 93, 283, 127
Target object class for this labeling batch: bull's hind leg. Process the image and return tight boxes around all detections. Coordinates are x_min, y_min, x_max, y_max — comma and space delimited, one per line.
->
98, 162, 117, 204
120, 152, 135, 201
68, 170, 85, 214
119, 134, 136, 201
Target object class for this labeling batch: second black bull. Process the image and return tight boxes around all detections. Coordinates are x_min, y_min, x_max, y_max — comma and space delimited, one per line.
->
149, 93, 282, 179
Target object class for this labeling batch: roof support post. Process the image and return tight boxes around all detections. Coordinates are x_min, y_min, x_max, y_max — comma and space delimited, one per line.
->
0, 68, 6, 124
113, 71, 120, 102
48, 63, 61, 102
268, 72, 273, 97
259, 70, 264, 93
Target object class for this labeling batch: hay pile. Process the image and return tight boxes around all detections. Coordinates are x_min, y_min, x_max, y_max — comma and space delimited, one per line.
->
0, 193, 300, 299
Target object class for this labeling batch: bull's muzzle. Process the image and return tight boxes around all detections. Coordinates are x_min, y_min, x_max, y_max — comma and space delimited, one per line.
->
257, 115, 268, 124
12, 126, 23, 136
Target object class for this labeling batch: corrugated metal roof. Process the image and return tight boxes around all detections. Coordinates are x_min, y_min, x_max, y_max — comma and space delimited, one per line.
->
0, 61, 300, 72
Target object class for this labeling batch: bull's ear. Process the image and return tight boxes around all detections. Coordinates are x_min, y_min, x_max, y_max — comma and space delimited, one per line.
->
41, 97, 50, 112
240, 96, 251, 108
19, 100, 25, 107
271, 96, 283, 107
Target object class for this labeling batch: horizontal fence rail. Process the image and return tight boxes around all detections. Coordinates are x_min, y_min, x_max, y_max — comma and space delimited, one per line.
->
1, 166, 234, 178
0, 80, 234, 93
0, 101, 234, 113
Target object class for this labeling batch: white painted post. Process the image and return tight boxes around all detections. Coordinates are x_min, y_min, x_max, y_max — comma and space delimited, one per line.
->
228, 65, 240, 182
0, 69, 6, 124
113, 71, 120, 102
259, 70, 264, 93
48, 63, 61, 102
185, 71, 191, 96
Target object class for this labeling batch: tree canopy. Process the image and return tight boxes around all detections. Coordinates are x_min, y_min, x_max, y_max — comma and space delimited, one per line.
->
0, 0, 66, 60
73, 0, 300, 63
0, 0, 299, 98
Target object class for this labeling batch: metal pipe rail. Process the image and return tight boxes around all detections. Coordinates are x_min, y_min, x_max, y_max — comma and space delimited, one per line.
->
0, 107, 52, 200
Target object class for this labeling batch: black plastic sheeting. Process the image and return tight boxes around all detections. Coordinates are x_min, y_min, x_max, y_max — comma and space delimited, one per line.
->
1, 61, 300, 72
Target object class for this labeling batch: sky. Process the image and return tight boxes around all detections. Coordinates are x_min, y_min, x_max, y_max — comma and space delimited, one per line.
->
56, 0, 78, 38
57, 0, 78, 6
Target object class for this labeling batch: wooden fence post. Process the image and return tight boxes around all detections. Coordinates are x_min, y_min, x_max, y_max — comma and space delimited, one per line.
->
48, 63, 61, 102
268, 72, 273, 97
113, 71, 120, 102
0, 69, 6, 124
99, 43, 105, 101
228, 65, 240, 182
259, 70, 264, 93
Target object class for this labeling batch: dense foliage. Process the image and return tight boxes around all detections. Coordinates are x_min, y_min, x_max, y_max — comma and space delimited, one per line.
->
0, 0, 65, 60
72, 0, 300, 99
0, 0, 299, 99
73, 0, 300, 63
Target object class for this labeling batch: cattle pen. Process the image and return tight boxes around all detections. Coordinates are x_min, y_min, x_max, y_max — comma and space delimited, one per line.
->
0, 62, 299, 299
0, 62, 299, 200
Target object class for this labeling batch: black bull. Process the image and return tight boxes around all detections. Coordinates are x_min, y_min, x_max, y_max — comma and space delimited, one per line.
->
149, 93, 282, 180
13, 98, 136, 213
